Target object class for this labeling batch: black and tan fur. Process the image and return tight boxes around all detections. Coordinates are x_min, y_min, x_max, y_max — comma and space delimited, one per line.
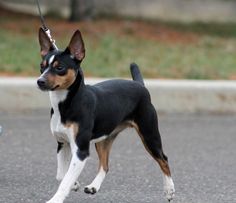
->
37, 28, 175, 203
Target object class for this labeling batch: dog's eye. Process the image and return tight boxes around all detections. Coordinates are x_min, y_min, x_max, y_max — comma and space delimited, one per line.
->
56, 66, 64, 71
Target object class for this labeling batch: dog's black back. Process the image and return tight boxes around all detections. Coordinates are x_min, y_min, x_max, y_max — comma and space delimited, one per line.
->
58, 67, 150, 141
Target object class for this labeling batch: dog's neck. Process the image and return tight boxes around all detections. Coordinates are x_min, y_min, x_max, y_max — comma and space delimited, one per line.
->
49, 90, 68, 111
49, 68, 84, 111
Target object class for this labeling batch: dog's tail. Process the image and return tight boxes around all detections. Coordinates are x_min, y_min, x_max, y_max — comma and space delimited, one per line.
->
130, 63, 144, 86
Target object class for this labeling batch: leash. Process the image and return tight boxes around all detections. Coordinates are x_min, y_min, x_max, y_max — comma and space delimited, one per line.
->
36, 0, 79, 79
35, 0, 58, 50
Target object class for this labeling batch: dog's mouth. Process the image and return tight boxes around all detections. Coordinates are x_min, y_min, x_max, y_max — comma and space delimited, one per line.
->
50, 85, 60, 91
38, 83, 60, 91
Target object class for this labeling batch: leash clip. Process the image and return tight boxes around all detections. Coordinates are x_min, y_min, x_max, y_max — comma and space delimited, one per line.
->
36, 0, 58, 50
44, 28, 58, 50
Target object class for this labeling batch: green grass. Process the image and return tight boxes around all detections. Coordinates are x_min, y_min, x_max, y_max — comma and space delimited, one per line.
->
164, 21, 236, 38
0, 24, 236, 79
0, 30, 40, 75
58, 32, 236, 79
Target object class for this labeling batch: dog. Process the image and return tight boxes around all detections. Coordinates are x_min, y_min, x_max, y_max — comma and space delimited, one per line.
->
37, 28, 175, 203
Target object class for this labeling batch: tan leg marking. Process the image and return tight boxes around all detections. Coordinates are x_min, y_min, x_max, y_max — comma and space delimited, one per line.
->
95, 135, 117, 172
130, 121, 171, 176
64, 122, 80, 139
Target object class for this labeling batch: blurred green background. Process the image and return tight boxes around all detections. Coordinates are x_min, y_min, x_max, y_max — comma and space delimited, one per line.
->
0, 0, 236, 79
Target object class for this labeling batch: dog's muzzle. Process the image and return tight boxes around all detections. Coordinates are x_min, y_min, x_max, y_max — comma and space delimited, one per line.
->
37, 77, 47, 89
37, 77, 59, 91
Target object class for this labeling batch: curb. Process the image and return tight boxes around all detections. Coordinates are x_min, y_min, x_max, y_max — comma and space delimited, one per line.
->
0, 77, 236, 113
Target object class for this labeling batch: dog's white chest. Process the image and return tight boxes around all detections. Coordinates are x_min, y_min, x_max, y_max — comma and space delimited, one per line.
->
50, 113, 66, 136
49, 90, 70, 142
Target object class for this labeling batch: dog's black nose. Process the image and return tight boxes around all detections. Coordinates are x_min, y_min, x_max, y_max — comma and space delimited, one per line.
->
37, 78, 46, 87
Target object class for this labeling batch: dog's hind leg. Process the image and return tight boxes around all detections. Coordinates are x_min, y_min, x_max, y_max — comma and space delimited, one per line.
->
84, 134, 117, 194
134, 103, 175, 202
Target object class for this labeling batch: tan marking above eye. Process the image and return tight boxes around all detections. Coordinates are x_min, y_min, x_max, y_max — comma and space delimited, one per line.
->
42, 60, 47, 67
52, 61, 59, 68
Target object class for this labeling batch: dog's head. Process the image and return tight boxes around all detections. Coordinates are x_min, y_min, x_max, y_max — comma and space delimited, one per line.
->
37, 28, 85, 91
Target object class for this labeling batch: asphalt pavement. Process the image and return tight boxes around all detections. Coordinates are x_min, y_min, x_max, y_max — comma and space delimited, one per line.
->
0, 110, 235, 203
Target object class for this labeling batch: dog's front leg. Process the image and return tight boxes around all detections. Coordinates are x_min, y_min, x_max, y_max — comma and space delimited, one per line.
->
47, 129, 90, 203
56, 141, 80, 191
56, 142, 71, 182
47, 149, 87, 203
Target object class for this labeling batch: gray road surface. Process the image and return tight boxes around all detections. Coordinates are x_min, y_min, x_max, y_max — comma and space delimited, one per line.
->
0, 110, 235, 203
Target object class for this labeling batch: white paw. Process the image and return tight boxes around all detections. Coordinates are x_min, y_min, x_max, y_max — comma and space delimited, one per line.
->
46, 197, 63, 203
164, 186, 175, 202
46, 194, 64, 203
56, 175, 63, 182
163, 176, 175, 202
56, 170, 67, 181
56, 170, 65, 181
84, 184, 99, 195
71, 181, 80, 192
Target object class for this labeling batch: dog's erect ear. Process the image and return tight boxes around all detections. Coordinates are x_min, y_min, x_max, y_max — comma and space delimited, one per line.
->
68, 30, 85, 61
38, 27, 53, 57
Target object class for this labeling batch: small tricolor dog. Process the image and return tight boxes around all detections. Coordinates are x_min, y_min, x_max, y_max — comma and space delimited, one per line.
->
37, 28, 175, 203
